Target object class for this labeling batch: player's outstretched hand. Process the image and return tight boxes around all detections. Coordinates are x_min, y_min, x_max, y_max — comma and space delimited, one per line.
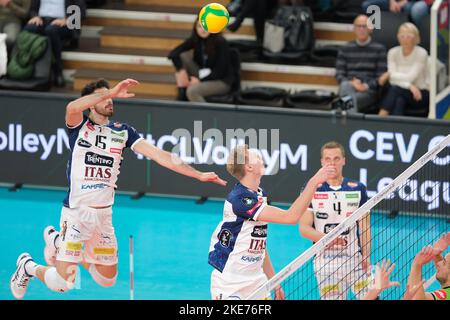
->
109, 79, 140, 99
312, 164, 335, 185
373, 260, 400, 292
198, 172, 227, 186
432, 232, 450, 256
274, 286, 285, 300
413, 246, 436, 266
403, 280, 426, 300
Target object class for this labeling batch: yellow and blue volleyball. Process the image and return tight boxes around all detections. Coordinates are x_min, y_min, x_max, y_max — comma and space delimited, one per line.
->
198, 3, 230, 34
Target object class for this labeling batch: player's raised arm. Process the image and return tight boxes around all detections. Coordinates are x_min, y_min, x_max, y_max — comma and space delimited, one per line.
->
65, 79, 139, 127
406, 246, 436, 300
258, 165, 335, 224
132, 139, 227, 186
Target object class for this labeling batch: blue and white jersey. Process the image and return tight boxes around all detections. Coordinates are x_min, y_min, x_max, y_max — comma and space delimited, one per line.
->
209, 183, 268, 280
308, 178, 368, 260
63, 115, 143, 208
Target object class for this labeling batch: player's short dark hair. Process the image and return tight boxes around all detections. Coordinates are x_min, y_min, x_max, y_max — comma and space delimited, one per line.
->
81, 79, 110, 97
321, 141, 346, 158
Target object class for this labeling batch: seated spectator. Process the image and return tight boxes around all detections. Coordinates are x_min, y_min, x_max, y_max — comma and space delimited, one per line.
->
362, 0, 431, 27
226, 0, 278, 45
168, 20, 234, 103
405, 232, 450, 300
24, 0, 86, 87
0, 0, 31, 51
335, 15, 387, 113
378, 23, 429, 117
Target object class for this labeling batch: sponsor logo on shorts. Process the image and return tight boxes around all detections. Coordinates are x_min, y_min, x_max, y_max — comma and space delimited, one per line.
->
241, 255, 262, 263
81, 183, 107, 190
314, 193, 329, 200
77, 138, 92, 148
251, 225, 267, 238
66, 242, 82, 251
85, 152, 114, 167
110, 148, 122, 154
218, 229, 232, 248
316, 212, 329, 219
345, 193, 359, 199
93, 247, 115, 255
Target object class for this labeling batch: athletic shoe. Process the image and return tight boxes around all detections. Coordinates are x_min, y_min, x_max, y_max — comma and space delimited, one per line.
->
44, 225, 58, 266
10, 253, 33, 299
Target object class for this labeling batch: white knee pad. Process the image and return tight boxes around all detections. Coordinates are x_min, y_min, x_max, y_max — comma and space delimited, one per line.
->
44, 267, 74, 293
89, 264, 117, 287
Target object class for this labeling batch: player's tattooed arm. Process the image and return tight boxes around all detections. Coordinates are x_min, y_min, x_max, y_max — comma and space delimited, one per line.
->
132, 140, 227, 186
65, 79, 139, 127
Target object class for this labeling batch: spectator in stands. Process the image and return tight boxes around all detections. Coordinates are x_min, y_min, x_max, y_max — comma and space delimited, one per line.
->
378, 23, 429, 117
0, 0, 31, 51
362, 0, 432, 27
24, 0, 86, 87
335, 14, 388, 113
168, 20, 234, 103
226, 0, 278, 45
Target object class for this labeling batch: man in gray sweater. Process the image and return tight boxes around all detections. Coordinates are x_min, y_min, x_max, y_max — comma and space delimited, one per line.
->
335, 15, 389, 113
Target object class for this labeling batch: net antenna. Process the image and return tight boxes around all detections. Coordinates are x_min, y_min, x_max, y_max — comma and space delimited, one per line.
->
246, 134, 450, 300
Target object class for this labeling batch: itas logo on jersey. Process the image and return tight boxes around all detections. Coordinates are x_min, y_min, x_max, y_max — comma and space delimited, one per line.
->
251, 225, 267, 238
314, 194, 329, 200
218, 229, 232, 248
84, 167, 112, 180
248, 238, 266, 253
85, 152, 114, 167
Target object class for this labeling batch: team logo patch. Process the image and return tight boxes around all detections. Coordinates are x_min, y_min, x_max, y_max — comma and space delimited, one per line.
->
242, 197, 255, 207
251, 225, 267, 238
77, 138, 92, 148
314, 194, 329, 200
434, 290, 447, 300
316, 212, 329, 220
218, 229, 232, 248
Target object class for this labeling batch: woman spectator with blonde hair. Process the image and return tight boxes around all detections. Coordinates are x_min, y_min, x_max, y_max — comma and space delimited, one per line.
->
378, 22, 429, 117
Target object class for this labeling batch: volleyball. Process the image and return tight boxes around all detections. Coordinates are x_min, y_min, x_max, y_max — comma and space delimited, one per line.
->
198, 3, 230, 33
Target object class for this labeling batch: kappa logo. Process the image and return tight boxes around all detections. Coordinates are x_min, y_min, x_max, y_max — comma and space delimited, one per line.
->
218, 229, 232, 248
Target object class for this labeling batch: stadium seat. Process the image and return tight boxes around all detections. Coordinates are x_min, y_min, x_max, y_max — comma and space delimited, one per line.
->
0, 40, 53, 91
